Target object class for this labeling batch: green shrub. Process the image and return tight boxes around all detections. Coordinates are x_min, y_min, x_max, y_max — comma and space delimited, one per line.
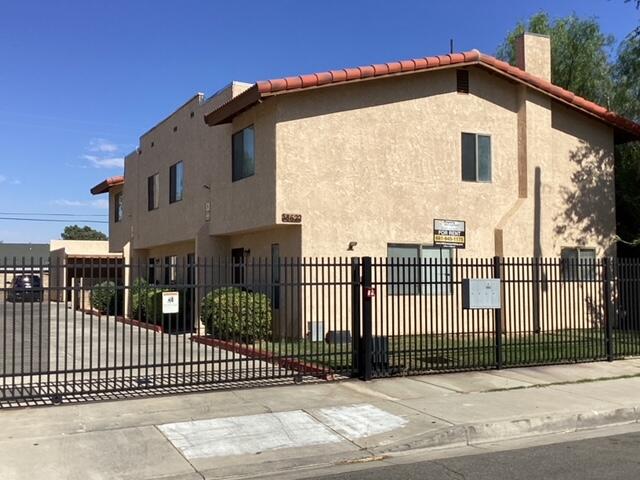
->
131, 278, 193, 331
90, 281, 122, 314
200, 287, 272, 342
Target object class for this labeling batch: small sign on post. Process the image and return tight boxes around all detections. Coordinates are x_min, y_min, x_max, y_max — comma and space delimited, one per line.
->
162, 291, 180, 314
434, 219, 466, 249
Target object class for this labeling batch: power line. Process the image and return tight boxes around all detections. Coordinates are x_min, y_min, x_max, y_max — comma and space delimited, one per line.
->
0, 212, 107, 217
0, 217, 108, 224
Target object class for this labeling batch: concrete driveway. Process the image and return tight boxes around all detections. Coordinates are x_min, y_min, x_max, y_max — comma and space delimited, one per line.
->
0, 302, 286, 400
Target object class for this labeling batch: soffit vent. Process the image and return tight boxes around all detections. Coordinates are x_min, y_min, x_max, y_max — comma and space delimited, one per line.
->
457, 69, 469, 94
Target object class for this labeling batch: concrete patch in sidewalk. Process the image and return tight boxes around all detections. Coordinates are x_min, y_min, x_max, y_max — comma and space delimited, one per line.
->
158, 410, 343, 459
313, 404, 409, 440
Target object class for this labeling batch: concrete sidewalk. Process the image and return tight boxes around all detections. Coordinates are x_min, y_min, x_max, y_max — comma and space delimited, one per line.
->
3, 360, 640, 480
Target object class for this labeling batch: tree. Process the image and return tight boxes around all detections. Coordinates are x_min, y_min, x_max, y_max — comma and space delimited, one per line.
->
61, 225, 108, 241
613, 36, 640, 250
625, 0, 640, 39
497, 12, 615, 105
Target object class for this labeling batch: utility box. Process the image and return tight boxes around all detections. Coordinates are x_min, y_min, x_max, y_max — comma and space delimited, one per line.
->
325, 330, 352, 344
462, 278, 501, 309
307, 322, 325, 342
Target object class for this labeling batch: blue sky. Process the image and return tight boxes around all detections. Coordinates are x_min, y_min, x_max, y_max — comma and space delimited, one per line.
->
0, 0, 637, 243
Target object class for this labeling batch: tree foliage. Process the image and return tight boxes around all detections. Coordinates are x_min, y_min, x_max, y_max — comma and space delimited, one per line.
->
61, 225, 107, 241
497, 12, 614, 105
613, 35, 640, 249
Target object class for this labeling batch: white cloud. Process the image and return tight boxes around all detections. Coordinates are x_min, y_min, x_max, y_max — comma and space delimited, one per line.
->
75, 138, 124, 169
89, 138, 119, 153
52, 198, 109, 209
0, 175, 20, 185
82, 154, 124, 169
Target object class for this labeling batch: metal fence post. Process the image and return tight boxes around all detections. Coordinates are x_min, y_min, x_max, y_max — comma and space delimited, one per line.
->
351, 257, 361, 377
494, 256, 503, 369
361, 256, 373, 380
603, 257, 614, 362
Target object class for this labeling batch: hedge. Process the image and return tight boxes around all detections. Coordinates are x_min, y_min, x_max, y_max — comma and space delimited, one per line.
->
200, 287, 272, 342
131, 278, 193, 331
90, 281, 123, 314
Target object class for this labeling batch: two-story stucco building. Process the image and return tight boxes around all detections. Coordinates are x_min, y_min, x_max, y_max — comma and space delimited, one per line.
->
92, 34, 640, 294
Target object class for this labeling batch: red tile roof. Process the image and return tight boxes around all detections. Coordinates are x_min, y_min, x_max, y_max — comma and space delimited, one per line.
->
90, 175, 124, 195
205, 50, 640, 141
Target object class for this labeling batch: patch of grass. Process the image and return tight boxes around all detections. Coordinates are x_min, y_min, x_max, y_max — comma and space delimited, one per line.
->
254, 329, 640, 373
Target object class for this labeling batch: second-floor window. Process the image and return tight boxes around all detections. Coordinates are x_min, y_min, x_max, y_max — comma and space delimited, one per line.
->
114, 192, 123, 223
232, 125, 255, 182
169, 161, 184, 203
461, 132, 491, 182
148, 173, 159, 211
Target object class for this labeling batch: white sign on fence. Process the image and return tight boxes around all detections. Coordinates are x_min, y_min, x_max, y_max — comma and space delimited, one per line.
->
162, 291, 180, 314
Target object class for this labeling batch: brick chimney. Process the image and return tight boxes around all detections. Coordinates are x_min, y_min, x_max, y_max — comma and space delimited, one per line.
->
515, 33, 551, 82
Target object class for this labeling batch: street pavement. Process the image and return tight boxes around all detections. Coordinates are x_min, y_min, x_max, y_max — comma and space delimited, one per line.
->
2, 359, 640, 479
309, 430, 640, 480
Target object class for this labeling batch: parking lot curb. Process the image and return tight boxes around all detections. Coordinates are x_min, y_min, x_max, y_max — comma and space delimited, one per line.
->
190, 335, 335, 380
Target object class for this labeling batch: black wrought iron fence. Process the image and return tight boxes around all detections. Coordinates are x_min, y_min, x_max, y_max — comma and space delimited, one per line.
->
1, 255, 639, 404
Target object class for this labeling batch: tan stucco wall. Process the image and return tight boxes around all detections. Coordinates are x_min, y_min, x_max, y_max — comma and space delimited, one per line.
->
50, 239, 114, 256
106, 61, 615, 266
107, 184, 129, 252
111, 83, 257, 258
550, 103, 616, 255
210, 99, 278, 236
273, 66, 616, 259
516, 33, 551, 82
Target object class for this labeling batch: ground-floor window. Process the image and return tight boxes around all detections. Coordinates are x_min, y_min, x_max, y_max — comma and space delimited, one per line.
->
387, 244, 453, 295
561, 247, 596, 281
148, 258, 158, 284
231, 248, 245, 285
164, 255, 177, 284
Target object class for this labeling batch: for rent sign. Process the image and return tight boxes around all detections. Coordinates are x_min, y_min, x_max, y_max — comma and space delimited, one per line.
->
162, 291, 180, 314
433, 219, 466, 249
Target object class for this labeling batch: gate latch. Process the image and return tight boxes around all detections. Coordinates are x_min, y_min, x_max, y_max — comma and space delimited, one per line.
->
364, 287, 376, 298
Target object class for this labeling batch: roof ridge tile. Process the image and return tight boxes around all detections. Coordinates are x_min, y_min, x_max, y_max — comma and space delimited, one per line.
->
212, 50, 640, 138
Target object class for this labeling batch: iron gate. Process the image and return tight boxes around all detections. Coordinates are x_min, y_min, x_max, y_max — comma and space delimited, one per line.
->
1, 256, 640, 405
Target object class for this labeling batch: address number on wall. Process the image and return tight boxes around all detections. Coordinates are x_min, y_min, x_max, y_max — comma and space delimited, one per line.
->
282, 213, 302, 223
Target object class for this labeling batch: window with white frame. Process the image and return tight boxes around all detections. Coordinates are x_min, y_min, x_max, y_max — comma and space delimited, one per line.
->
561, 247, 596, 281
461, 132, 491, 182
387, 244, 453, 295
